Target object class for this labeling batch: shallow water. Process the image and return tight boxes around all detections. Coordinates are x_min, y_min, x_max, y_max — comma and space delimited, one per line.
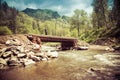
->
0, 50, 120, 80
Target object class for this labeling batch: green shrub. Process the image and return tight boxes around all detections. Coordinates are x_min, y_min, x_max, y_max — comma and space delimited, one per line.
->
0, 26, 12, 35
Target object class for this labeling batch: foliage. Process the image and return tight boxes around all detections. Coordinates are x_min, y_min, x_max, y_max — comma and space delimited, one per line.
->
111, 0, 120, 38
15, 12, 40, 34
40, 19, 71, 37
0, 26, 12, 35
70, 9, 91, 37
0, 0, 18, 33
92, 0, 109, 29
0, 0, 120, 44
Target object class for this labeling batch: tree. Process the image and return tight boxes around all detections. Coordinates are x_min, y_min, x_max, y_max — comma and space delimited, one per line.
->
92, 0, 108, 29
70, 9, 88, 37
0, 0, 18, 33
111, 0, 120, 37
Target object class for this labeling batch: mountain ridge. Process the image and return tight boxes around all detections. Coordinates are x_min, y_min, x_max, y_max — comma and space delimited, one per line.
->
22, 8, 60, 21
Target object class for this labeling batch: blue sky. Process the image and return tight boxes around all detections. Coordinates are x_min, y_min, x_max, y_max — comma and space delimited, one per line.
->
5, 0, 93, 16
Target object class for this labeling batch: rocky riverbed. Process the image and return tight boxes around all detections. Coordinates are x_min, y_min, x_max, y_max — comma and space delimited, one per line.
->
0, 35, 58, 69
0, 35, 120, 80
0, 50, 120, 80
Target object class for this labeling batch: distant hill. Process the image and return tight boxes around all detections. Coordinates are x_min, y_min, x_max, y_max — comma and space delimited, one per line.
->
22, 8, 60, 21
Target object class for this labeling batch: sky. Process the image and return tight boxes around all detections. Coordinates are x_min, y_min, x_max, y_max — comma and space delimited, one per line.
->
5, 0, 93, 16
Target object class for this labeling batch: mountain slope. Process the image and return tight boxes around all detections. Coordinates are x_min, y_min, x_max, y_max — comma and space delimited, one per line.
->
22, 8, 60, 21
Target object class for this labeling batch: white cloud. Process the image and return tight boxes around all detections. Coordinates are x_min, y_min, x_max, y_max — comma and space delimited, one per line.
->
6, 0, 93, 16
59, 1, 93, 16
27, 3, 37, 9
86, 6, 93, 14
7, 0, 37, 10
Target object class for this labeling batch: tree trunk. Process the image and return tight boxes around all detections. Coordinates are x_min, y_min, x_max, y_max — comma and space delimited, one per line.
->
113, 0, 120, 37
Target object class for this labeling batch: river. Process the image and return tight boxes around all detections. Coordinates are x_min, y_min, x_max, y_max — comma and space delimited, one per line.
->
0, 50, 120, 80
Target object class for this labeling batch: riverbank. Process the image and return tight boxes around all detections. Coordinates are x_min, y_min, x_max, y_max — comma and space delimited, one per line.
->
0, 34, 58, 69
0, 49, 120, 80
0, 34, 120, 70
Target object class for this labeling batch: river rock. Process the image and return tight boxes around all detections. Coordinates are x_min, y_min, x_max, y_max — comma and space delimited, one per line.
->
47, 50, 58, 58
105, 47, 115, 52
7, 55, 21, 66
6, 39, 21, 46
35, 52, 48, 59
2, 51, 12, 58
0, 64, 4, 69
27, 51, 35, 58
17, 53, 27, 58
0, 48, 7, 53
10, 55, 18, 61
30, 55, 41, 61
0, 51, 3, 57
34, 52, 45, 57
0, 58, 7, 65
7, 57, 21, 66
12, 50, 19, 55
17, 46, 25, 52
112, 46, 120, 50
42, 58, 48, 61
32, 43, 41, 51
20, 59, 35, 66
7, 60, 21, 66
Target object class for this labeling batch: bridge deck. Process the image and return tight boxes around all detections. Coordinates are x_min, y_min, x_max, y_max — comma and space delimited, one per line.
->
27, 34, 77, 42
27, 34, 78, 50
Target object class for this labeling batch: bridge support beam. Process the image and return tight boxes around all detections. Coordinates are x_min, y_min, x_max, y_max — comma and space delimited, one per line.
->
61, 41, 77, 50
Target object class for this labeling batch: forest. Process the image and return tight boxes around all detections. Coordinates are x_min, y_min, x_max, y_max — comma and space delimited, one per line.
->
0, 0, 120, 45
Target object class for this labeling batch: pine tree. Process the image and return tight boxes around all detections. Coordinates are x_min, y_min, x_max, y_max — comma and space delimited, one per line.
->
92, 0, 108, 29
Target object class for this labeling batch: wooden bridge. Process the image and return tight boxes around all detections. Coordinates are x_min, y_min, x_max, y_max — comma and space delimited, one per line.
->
26, 34, 78, 50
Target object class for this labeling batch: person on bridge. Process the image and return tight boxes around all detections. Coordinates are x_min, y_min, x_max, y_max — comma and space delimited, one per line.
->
31, 37, 42, 52
36, 37, 42, 48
